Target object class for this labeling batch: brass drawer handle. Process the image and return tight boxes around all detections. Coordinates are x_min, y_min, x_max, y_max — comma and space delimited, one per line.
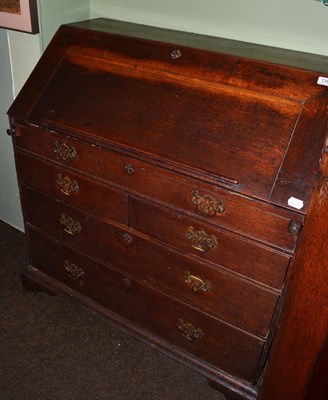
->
59, 213, 82, 235
186, 226, 218, 252
184, 271, 212, 292
191, 190, 225, 218
56, 173, 79, 196
177, 319, 204, 341
53, 140, 77, 163
64, 260, 84, 281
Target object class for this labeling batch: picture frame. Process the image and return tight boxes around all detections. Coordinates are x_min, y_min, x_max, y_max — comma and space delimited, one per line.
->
0, 0, 39, 34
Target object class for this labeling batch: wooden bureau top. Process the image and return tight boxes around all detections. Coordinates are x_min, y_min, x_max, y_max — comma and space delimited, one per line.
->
8, 18, 328, 213
58, 18, 328, 73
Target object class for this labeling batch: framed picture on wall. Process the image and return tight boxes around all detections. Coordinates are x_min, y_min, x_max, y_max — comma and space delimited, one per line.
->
0, 0, 39, 33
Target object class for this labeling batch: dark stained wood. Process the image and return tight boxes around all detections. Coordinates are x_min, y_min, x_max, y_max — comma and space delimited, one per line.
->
270, 95, 328, 213
259, 153, 328, 399
15, 150, 128, 225
130, 196, 290, 290
305, 337, 328, 400
65, 18, 328, 75
26, 57, 300, 201
28, 228, 265, 382
62, 28, 326, 103
8, 18, 328, 400
14, 125, 303, 252
22, 185, 279, 337
28, 63, 298, 201
63, 47, 319, 105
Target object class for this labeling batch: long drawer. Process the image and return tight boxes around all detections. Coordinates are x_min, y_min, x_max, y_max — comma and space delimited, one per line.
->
15, 125, 303, 251
130, 197, 290, 290
28, 228, 265, 382
22, 185, 279, 337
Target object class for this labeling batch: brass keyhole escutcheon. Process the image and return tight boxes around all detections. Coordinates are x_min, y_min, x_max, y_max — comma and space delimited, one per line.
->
123, 163, 135, 175
170, 47, 182, 59
122, 232, 133, 245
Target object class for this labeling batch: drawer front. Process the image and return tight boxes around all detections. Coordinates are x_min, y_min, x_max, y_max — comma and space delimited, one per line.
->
130, 197, 290, 290
16, 150, 128, 225
22, 185, 279, 337
28, 228, 265, 382
15, 125, 303, 251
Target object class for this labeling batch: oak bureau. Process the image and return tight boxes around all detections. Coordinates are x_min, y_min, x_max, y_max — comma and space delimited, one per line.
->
7, 18, 328, 400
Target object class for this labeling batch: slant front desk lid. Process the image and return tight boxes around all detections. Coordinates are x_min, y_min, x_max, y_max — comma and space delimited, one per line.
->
8, 18, 328, 213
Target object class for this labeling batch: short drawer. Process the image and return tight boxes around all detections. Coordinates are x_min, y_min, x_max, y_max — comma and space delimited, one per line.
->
28, 228, 265, 382
22, 186, 279, 337
15, 125, 303, 251
16, 150, 128, 225
130, 197, 290, 290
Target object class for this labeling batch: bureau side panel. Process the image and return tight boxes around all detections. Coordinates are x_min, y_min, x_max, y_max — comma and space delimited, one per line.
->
259, 152, 328, 400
